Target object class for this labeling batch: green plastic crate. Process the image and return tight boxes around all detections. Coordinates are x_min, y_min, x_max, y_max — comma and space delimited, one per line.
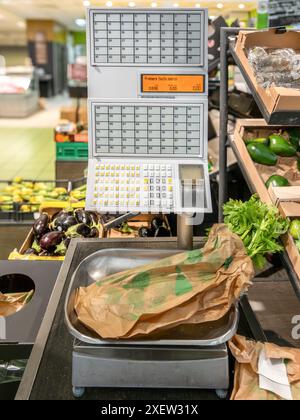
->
56, 142, 88, 161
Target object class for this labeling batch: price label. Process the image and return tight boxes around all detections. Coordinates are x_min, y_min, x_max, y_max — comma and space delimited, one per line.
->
141, 74, 205, 94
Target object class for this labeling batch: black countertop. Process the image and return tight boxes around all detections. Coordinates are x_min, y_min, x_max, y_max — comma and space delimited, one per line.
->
15, 238, 265, 400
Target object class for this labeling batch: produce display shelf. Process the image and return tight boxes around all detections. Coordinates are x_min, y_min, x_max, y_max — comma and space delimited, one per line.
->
219, 27, 300, 303
56, 142, 88, 161
229, 41, 300, 126
15, 238, 266, 400
229, 135, 300, 301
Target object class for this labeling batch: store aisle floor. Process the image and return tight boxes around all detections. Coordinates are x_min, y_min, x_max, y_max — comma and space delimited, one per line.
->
0, 127, 55, 180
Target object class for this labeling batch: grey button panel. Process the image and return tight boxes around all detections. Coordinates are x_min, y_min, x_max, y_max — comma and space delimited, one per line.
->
90, 10, 205, 66
93, 103, 204, 156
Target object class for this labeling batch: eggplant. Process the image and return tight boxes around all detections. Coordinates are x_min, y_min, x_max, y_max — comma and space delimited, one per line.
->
25, 248, 37, 255
66, 223, 91, 238
75, 209, 93, 226
151, 217, 164, 231
40, 231, 65, 251
39, 250, 53, 257
53, 214, 77, 232
32, 240, 42, 254
138, 227, 152, 237
89, 227, 99, 238
154, 227, 171, 237
90, 211, 100, 225
33, 213, 49, 237
54, 241, 67, 256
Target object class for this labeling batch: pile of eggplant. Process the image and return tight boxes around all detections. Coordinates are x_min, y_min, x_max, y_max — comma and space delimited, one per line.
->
25, 209, 100, 257
138, 217, 171, 238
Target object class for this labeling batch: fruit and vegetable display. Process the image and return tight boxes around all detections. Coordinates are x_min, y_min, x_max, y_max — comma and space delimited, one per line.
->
25, 209, 100, 257
224, 195, 290, 269
0, 177, 86, 213
245, 129, 300, 190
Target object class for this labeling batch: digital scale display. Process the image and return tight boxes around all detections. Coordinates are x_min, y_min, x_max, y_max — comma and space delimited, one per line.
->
141, 74, 205, 93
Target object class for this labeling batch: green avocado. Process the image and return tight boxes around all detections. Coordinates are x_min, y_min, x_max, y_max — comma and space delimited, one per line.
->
265, 175, 290, 188
247, 143, 278, 166
287, 128, 300, 151
245, 137, 269, 146
269, 134, 297, 157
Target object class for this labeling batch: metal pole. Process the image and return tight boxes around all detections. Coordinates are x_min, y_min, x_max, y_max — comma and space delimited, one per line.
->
218, 27, 230, 222
177, 214, 193, 250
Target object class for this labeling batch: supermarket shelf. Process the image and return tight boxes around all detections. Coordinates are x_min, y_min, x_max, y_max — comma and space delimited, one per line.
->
229, 41, 300, 126
219, 27, 300, 303
229, 135, 300, 301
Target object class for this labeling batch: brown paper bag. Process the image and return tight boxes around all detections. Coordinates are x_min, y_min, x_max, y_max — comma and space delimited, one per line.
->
0, 290, 34, 317
229, 335, 300, 400
74, 224, 254, 339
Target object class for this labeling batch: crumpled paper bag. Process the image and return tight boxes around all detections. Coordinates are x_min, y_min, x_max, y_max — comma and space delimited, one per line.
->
229, 335, 300, 400
0, 290, 34, 317
74, 224, 254, 339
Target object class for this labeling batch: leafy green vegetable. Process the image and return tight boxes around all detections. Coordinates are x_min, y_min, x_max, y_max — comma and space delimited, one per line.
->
223, 195, 289, 269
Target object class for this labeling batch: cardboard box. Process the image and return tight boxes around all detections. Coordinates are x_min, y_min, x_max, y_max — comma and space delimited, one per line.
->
60, 106, 87, 125
60, 106, 76, 123
235, 29, 300, 114
232, 119, 300, 205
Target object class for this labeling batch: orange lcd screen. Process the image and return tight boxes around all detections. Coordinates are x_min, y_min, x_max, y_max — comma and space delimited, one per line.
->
141, 74, 205, 93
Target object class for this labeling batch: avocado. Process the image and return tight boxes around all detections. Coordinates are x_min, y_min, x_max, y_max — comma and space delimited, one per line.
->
245, 137, 269, 146
287, 128, 300, 151
265, 175, 290, 188
247, 143, 278, 166
269, 134, 297, 157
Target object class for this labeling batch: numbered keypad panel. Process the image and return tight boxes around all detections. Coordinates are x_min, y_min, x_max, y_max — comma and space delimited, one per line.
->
90, 160, 175, 213
90, 10, 206, 66
93, 103, 204, 157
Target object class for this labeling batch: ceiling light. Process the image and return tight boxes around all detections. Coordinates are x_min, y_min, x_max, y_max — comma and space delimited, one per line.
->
83, 0, 90, 6
106, 1, 113, 6
195, 3, 201, 7
238, 3, 245, 9
216, 3, 223, 9
128, 1, 136, 7
75, 18, 86, 27
173, 3, 179, 7
151, 2, 158, 7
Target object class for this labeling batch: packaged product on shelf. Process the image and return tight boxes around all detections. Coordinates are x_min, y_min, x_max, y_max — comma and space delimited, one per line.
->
248, 47, 300, 89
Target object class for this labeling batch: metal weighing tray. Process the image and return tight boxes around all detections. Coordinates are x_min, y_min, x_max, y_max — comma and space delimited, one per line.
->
65, 248, 239, 346
64, 248, 239, 398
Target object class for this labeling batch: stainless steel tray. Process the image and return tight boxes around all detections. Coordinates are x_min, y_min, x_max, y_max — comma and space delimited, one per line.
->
65, 248, 239, 346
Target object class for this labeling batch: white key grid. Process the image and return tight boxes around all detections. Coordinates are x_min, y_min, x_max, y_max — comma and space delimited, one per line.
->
91, 10, 205, 66
93, 103, 203, 157
90, 160, 176, 213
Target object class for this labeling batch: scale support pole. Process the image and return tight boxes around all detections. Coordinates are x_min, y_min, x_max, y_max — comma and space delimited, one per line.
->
218, 27, 230, 222
177, 214, 194, 250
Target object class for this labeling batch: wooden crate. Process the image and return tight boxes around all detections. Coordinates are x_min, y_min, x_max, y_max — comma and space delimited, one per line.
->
233, 119, 300, 283
279, 202, 300, 281
233, 119, 300, 205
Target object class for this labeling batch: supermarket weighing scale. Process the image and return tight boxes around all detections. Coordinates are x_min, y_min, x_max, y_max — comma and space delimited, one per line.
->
67, 7, 234, 398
